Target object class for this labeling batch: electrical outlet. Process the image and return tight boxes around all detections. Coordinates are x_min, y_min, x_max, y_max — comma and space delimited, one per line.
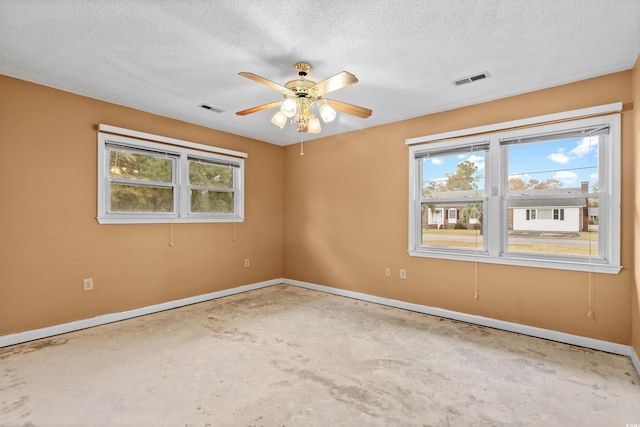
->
83, 278, 94, 291
384, 267, 391, 277
244, 258, 250, 268
399, 269, 407, 279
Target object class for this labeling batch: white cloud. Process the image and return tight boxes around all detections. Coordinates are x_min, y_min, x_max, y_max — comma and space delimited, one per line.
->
548, 149, 570, 164
553, 170, 579, 186
569, 136, 598, 158
431, 158, 443, 165
547, 137, 598, 164
466, 154, 485, 170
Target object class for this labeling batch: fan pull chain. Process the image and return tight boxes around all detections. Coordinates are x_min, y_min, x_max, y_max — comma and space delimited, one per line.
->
169, 223, 174, 247
474, 262, 479, 300
587, 272, 594, 319
474, 227, 480, 300
299, 133, 304, 156
232, 222, 237, 242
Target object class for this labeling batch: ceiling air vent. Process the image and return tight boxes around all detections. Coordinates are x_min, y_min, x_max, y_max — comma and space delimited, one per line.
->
199, 103, 225, 113
452, 71, 490, 87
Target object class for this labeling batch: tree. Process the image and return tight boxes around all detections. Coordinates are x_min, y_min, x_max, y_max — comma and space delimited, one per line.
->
508, 177, 527, 191
508, 177, 564, 191
589, 181, 599, 208
443, 160, 478, 191
528, 178, 563, 190
109, 150, 174, 212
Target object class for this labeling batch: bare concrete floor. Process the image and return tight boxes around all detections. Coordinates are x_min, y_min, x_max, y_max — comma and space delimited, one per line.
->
1, 284, 639, 426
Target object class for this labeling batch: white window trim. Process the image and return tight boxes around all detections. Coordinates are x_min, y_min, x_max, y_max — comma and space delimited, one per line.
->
407, 107, 621, 274
97, 128, 246, 224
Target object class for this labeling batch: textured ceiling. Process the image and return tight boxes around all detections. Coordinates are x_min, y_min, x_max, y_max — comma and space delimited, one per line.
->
1, 0, 639, 146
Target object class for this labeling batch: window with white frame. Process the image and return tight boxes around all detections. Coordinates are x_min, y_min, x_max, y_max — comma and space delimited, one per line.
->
97, 127, 245, 224
408, 107, 621, 274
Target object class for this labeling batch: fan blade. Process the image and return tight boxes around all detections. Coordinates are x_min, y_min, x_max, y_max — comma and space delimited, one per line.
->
236, 101, 282, 116
238, 72, 294, 95
324, 99, 372, 119
311, 71, 358, 96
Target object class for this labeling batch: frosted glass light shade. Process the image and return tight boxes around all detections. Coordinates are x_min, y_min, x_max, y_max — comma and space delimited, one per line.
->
308, 116, 321, 134
281, 97, 297, 118
271, 111, 287, 129
319, 102, 336, 123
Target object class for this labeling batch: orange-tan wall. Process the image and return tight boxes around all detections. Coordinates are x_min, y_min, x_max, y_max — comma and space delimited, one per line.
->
0, 75, 284, 336
283, 71, 635, 344
2, 67, 637, 347
632, 56, 640, 358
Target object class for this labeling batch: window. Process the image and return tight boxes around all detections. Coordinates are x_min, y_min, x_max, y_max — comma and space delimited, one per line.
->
97, 127, 245, 224
417, 143, 487, 251
408, 107, 621, 274
553, 209, 564, 221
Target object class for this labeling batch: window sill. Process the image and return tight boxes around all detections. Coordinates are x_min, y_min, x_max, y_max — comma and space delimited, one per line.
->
408, 249, 621, 274
97, 215, 245, 224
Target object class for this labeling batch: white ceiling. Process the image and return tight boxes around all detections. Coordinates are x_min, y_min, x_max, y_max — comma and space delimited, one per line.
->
1, 0, 639, 146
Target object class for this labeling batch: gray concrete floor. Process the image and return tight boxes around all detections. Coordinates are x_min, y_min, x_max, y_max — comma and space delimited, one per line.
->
1, 284, 639, 426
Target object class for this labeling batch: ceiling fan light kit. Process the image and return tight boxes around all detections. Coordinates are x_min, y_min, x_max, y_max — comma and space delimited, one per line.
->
237, 62, 372, 135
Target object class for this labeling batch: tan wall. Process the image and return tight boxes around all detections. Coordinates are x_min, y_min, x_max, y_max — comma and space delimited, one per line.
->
632, 56, 640, 358
283, 71, 634, 344
0, 75, 284, 335
2, 67, 637, 347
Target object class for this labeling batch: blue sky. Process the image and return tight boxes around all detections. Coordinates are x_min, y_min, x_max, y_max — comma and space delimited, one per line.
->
423, 137, 599, 191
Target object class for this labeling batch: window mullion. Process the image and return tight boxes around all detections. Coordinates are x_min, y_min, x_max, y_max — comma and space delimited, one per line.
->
486, 136, 502, 258
178, 154, 188, 218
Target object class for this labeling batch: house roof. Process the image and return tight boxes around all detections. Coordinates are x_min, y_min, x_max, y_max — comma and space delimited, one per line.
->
509, 199, 586, 208
0, 1, 639, 146
428, 185, 588, 208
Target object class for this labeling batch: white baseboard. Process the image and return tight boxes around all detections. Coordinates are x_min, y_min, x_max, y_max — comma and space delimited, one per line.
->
283, 278, 637, 360
3, 276, 640, 380
632, 348, 640, 376
0, 278, 282, 348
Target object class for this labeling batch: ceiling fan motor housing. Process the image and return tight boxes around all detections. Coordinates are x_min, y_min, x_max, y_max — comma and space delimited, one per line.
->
295, 62, 311, 76
285, 79, 318, 100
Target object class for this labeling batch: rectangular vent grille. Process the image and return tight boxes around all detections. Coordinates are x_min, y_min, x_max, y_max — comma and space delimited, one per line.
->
199, 103, 225, 113
452, 71, 490, 87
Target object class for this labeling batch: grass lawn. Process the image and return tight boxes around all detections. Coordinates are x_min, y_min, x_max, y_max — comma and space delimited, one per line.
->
422, 229, 599, 256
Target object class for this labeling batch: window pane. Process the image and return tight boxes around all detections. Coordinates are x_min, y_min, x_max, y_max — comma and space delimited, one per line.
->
507, 199, 598, 256
110, 150, 173, 183
506, 133, 599, 257
537, 209, 552, 220
507, 136, 598, 196
421, 202, 483, 250
110, 184, 173, 212
189, 161, 233, 188
190, 190, 234, 213
422, 152, 485, 199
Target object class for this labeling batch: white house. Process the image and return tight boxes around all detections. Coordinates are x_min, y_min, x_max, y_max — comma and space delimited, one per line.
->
510, 201, 586, 232
424, 184, 590, 232
509, 183, 590, 233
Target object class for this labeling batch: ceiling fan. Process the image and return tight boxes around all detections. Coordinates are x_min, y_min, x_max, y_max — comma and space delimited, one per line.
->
236, 62, 372, 134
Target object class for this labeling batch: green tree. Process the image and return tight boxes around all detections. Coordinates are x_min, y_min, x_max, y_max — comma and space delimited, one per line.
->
109, 150, 174, 212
